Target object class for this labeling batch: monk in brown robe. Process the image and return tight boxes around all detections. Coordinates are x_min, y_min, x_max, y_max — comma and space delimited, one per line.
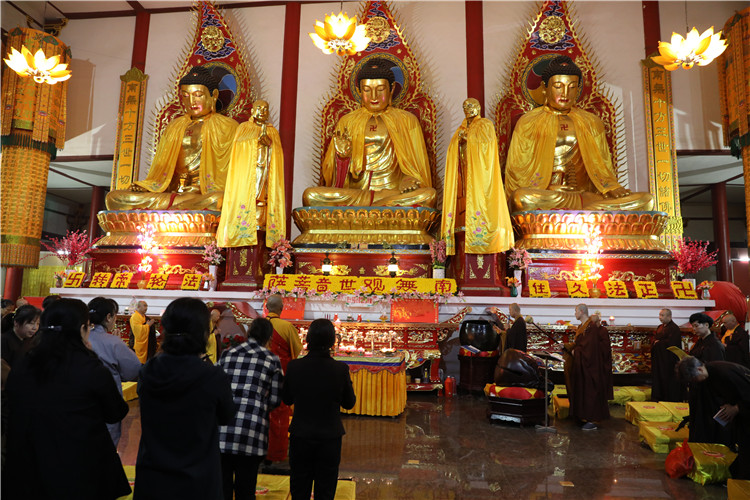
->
568, 304, 613, 430
650, 308, 683, 402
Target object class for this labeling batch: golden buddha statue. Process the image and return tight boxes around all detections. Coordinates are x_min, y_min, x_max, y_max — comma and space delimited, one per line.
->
302, 57, 436, 208
505, 56, 654, 212
216, 99, 286, 248
442, 98, 514, 255
105, 66, 239, 211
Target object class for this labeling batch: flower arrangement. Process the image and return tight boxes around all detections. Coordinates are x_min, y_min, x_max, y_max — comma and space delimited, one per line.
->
506, 277, 521, 288
268, 238, 294, 269
507, 247, 532, 270
697, 280, 714, 291
671, 238, 718, 276
221, 334, 246, 350
254, 285, 464, 306
41, 230, 101, 268
203, 242, 225, 266
429, 239, 447, 269
53, 270, 68, 287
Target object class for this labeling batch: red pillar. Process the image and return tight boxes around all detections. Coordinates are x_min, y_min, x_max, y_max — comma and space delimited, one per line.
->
3, 267, 24, 301
712, 182, 732, 282
465, 1, 485, 113
642, 1, 661, 57
131, 11, 150, 71
88, 186, 105, 242
279, 2, 300, 240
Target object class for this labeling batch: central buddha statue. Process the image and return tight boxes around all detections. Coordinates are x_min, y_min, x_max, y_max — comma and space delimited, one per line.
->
105, 66, 239, 211
302, 58, 436, 208
505, 56, 654, 212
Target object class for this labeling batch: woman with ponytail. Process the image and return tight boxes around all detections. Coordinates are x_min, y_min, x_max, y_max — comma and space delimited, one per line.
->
134, 297, 235, 500
4, 298, 130, 499
88, 296, 142, 446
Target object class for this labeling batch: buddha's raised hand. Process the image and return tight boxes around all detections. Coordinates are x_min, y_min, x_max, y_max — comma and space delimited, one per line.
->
333, 128, 352, 158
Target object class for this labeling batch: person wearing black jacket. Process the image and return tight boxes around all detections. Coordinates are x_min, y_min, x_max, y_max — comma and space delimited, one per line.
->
134, 298, 235, 500
5, 299, 130, 500
688, 312, 724, 363
651, 308, 682, 402
282, 319, 356, 500
720, 313, 750, 368
504, 303, 527, 352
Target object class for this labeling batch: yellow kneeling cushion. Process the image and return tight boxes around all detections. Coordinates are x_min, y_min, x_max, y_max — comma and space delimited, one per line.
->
687, 443, 737, 486
625, 401, 672, 424
638, 421, 689, 453
659, 401, 690, 423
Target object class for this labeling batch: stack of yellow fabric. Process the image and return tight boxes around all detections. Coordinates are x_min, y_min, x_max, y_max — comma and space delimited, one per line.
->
625, 402, 672, 424
609, 386, 633, 406
687, 443, 737, 485
728, 479, 750, 499
551, 385, 569, 419
638, 421, 689, 453
660, 401, 690, 423
121, 382, 138, 401
623, 386, 651, 402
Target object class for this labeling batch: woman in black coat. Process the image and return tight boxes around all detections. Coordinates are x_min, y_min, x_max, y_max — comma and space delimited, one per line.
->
5, 298, 130, 500
134, 297, 235, 500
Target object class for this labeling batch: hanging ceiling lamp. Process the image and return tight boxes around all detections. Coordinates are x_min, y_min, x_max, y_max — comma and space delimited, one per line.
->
3, 45, 71, 84
651, 26, 728, 70
309, 12, 371, 56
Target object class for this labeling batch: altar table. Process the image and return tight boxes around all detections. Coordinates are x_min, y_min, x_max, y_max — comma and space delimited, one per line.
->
336, 353, 407, 417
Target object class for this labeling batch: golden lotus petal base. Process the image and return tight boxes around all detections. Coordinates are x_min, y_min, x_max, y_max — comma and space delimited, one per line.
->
292, 207, 439, 246
512, 210, 669, 252
96, 210, 220, 247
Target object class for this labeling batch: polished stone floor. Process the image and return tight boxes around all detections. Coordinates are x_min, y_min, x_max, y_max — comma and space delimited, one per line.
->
119, 393, 728, 499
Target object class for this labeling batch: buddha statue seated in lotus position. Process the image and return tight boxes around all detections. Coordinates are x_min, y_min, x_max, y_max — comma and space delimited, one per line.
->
302, 57, 437, 208
504, 55, 654, 212
105, 65, 239, 211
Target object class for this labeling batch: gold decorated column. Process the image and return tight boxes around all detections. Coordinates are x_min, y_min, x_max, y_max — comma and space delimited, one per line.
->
1, 28, 70, 267
642, 60, 682, 250
112, 67, 149, 190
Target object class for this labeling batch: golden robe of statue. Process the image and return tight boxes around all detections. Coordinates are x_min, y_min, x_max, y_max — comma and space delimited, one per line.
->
442, 98, 514, 255
216, 100, 285, 248
505, 56, 653, 212
303, 58, 436, 208
106, 66, 239, 211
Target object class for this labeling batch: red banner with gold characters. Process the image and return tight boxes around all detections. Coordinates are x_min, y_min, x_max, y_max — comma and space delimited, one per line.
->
112, 68, 148, 190
263, 274, 456, 296
643, 60, 682, 250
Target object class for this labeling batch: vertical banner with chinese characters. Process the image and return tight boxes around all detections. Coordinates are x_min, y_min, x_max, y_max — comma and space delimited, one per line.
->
642, 60, 682, 250
112, 67, 149, 190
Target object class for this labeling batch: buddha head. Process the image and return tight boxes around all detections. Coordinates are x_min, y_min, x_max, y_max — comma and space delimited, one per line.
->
179, 66, 220, 119
251, 99, 269, 123
462, 98, 481, 119
356, 57, 395, 113
541, 56, 582, 113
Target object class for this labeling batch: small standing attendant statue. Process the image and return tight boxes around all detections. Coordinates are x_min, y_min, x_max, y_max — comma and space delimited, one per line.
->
105, 66, 239, 211
216, 99, 286, 247
441, 98, 514, 256
505, 56, 654, 212
303, 57, 436, 207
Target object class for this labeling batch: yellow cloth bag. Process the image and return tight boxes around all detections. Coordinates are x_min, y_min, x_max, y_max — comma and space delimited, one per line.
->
609, 386, 634, 406
687, 443, 737, 485
623, 386, 651, 402
638, 421, 689, 453
728, 479, 750, 500
625, 401, 672, 424
660, 401, 690, 423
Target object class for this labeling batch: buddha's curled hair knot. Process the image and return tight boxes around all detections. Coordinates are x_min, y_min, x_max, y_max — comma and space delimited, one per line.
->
542, 55, 582, 85
356, 57, 396, 86
179, 65, 220, 93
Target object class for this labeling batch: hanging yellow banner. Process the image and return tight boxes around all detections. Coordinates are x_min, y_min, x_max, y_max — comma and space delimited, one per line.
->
112, 67, 149, 190
263, 274, 457, 295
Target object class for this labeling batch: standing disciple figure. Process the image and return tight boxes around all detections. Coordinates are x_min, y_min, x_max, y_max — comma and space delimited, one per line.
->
505, 56, 653, 211
720, 313, 750, 367
568, 304, 613, 430
134, 298, 235, 500
5, 299, 131, 499
106, 65, 239, 210
441, 97, 513, 255
218, 318, 282, 500
130, 300, 156, 364
303, 57, 436, 207
265, 294, 302, 465
650, 308, 682, 402
87, 297, 142, 446
216, 99, 286, 247
282, 319, 356, 500
678, 357, 750, 479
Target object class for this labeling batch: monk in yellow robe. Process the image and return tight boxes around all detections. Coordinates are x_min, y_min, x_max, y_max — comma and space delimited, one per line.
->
216, 99, 285, 247
106, 66, 239, 211
303, 57, 436, 207
505, 56, 653, 212
442, 98, 514, 255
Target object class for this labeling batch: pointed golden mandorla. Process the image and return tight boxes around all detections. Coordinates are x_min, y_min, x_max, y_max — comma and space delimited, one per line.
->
651, 26, 728, 71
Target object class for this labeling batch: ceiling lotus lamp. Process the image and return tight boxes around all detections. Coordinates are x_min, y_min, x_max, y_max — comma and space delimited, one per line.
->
309, 12, 371, 56
651, 26, 728, 71
388, 252, 399, 278
322, 253, 333, 276
3, 45, 72, 84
